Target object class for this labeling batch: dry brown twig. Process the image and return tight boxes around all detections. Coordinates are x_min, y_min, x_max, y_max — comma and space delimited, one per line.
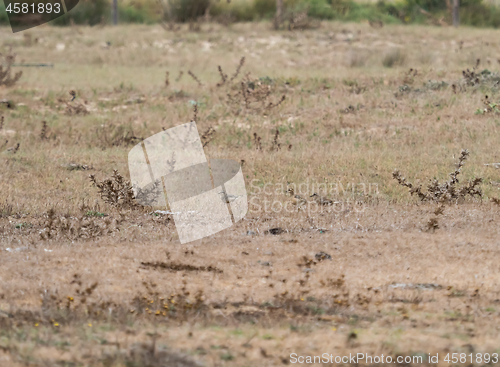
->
228, 57, 245, 83
192, 104, 197, 122
270, 129, 281, 151
187, 70, 202, 87
201, 126, 216, 148
216, 66, 227, 87
267, 95, 286, 110
175, 70, 183, 82
253, 132, 262, 151
40, 121, 48, 140
165, 71, 170, 87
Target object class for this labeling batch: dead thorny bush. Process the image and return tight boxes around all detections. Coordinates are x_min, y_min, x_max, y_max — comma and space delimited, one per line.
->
214, 57, 286, 115
398, 59, 499, 98
462, 58, 482, 86
0, 48, 22, 87
393, 149, 482, 203
226, 74, 286, 114
458, 58, 500, 90
90, 170, 142, 210
185, 57, 286, 115
39, 208, 120, 240
90, 170, 163, 211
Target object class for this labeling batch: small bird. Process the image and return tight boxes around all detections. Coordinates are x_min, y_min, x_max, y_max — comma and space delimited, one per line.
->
219, 191, 241, 204
69, 90, 76, 101
286, 184, 307, 208
310, 193, 333, 205
5, 143, 19, 154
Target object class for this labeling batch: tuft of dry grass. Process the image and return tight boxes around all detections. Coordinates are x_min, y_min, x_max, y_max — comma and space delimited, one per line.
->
382, 48, 406, 68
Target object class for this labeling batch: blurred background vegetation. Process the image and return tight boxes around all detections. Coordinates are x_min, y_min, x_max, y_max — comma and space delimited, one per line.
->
0, 0, 499, 28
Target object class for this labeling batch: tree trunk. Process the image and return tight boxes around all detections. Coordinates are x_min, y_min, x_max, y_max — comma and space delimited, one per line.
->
113, 0, 118, 25
274, 0, 283, 29
452, 0, 459, 27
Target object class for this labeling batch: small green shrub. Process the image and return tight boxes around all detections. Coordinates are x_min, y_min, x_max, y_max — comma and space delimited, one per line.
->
306, 0, 337, 19
119, 5, 158, 24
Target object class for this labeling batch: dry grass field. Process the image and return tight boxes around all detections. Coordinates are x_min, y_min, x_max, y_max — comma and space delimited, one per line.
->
1, 21, 500, 366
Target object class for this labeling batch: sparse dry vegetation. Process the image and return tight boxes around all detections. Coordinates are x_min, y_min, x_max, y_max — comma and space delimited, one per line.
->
0, 48, 22, 87
393, 149, 483, 203
2, 22, 500, 367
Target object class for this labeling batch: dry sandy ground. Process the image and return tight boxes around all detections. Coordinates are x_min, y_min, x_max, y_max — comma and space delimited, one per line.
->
0, 21, 500, 366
